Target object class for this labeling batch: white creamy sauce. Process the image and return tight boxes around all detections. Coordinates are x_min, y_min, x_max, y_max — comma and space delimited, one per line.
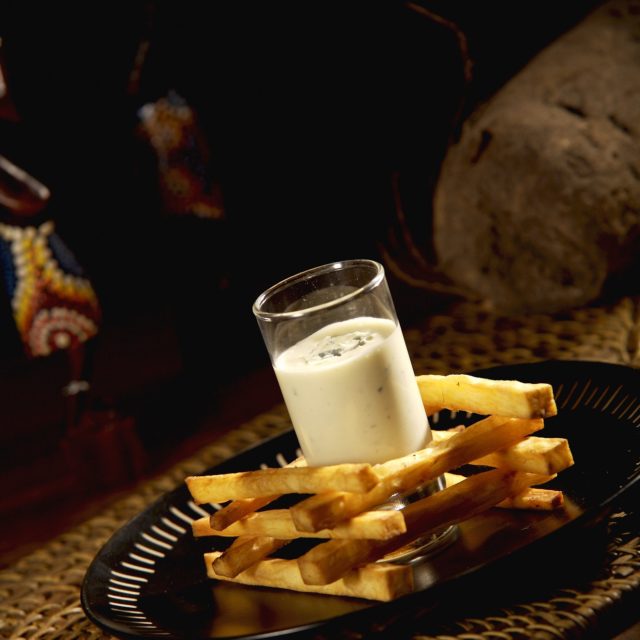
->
274, 316, 430, 466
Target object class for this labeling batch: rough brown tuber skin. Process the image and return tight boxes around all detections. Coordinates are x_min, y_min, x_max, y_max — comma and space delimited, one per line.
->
433, 0, 640, 313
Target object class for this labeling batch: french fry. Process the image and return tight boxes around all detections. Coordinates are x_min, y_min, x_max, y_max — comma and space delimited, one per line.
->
186, 461, 380, 504
417, 374, 557, 418
498, 489, 564, 510
212, 536, 289, 578
298, 469, 549, 585
193, 507, 407, 540
474, 438, 572, 475
205, 551, 414, 602
210, 457, 307, 530
291, 415, 543, 532
444, 472, 564, 510
432, 430, 574, 475
290, 483, 391, 536
211, 497, 280, 530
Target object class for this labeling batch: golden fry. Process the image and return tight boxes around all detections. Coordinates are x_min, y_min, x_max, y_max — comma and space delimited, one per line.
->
474, 438, 572, 475
499, 488, 564, 510
193, 507, 406, 540
432, 430, 574, 475
444, 472, 563, 510
211, 497, 278, 530
417, 374, 557, 418
212, 536, 289, 578
205, 551, 414, 602
186, 462, 379, 504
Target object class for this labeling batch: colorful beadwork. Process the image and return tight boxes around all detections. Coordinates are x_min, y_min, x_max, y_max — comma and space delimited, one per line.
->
0, 220, 100, 357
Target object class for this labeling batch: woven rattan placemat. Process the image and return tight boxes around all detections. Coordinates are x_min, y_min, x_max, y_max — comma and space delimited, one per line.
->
2, 296, 639, 640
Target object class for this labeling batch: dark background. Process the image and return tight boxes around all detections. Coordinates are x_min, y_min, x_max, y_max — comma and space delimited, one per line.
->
0, 1, 603, 522
0, 1, 602, 359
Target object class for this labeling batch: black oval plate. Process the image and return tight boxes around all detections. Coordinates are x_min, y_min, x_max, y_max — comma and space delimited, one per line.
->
81, 361, 640, 639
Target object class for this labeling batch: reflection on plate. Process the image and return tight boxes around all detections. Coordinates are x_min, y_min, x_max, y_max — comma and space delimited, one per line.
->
81, 361, 640, 640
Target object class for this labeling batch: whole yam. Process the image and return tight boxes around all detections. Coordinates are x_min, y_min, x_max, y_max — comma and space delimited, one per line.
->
433, 0, 640, 313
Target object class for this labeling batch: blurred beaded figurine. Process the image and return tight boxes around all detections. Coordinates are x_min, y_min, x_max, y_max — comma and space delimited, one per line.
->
0, 155, 146, 490
0, 156, 100, 358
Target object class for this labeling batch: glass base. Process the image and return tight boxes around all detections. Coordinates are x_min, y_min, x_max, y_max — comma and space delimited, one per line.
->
381, 523, 458, 564
377, 475, 459, 564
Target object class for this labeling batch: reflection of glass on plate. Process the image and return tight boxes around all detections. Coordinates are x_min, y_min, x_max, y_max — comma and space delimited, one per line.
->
208, 582, 367, 637
252, 259, 455, 561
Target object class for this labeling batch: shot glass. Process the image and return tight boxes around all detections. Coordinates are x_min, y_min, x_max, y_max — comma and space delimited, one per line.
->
253, 259, 456, 562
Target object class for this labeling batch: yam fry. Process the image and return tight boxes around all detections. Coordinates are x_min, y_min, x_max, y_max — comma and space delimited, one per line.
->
417, 374, 557, 418
444, 472, 564, 510
185, 461, 379, 504
212, 536, 289, 578
193, 507, 407, 540
298, 469, 548, 585
474, 438, 572, 475
205, 552, 414, 602
211, 497, 278, 530
375, 416, 543, 480
211, 457, 307, 530
291, 415, 543, 532
432, 430, 574, 475
499, 488, 564, 510
290, 482, 391, 536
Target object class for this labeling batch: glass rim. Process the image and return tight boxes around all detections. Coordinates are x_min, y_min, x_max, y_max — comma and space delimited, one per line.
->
252, 259, 385, 321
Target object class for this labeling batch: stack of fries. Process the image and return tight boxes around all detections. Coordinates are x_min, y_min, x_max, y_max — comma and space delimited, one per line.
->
185, 374, 573, 602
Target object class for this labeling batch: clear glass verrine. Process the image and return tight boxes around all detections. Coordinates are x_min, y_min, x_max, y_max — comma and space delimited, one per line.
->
253, 259, 430, 466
